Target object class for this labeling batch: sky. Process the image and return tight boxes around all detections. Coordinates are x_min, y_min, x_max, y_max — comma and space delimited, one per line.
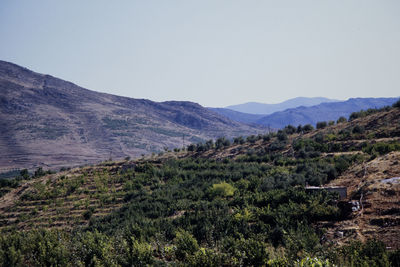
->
0, 1, 399, 107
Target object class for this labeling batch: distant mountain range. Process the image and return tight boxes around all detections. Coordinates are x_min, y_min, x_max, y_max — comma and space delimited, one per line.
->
226, 97, 339, 115
211, 97, 398, 129
0, 60, 263, 172
255, 97, 398, 128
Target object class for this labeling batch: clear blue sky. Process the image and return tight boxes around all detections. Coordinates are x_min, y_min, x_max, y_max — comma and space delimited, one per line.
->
1, 1, 399, 107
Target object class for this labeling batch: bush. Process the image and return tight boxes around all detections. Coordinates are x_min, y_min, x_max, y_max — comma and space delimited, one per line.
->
210, 182, 235, 198
238, 238, 269, 266
277, 131, 288, 141
127, 237, 153, 266
234, 136, 245, 144
316, 121, 327, 129
297, 125, 303, 133
393, 98, 400, 108
187, 144, 196, 151
216, 137, 231, 149
352, 125, 365, 134
303, 124, 314, 133
336, 117, 347, 124
246, 135, 258, 144
389, 249, 400, 267
187, 248, 224, 266
175, 230, 199, 260
333, 239, 390, 267
284, 125, 296, 135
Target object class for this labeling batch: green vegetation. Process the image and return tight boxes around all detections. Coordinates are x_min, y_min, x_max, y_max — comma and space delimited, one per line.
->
393, 98, 400, 108
349, 106, 391, 121
1, 106, 400, 266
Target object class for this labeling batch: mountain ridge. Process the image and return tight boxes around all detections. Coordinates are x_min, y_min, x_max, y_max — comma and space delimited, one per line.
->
226, 96, 339, 114
255, 97, 398, 128
0, 60, 264, 173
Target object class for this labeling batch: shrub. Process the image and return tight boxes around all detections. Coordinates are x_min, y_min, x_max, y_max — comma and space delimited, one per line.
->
336, 117, 347, 124
389, 249, 400, 267
187, 248, 224, 266
277, 131, 288, 141
216, 137, 231, 149
246, 135, 258, 144
263, 134, 271, 142
334, 239, 390, 267
234, 136, 245, 144
316, 121, 327, 129
210, 182, 235, 198
297, 125, 303, 133
352, 125, 365, 134
238, 238, 269, 266
187, 144, 195, 151
392, 98, 400, 108
127, 237, 153, 266
303, 124, 314, 133
284, 125, 296, 135
175, 230, 199, 260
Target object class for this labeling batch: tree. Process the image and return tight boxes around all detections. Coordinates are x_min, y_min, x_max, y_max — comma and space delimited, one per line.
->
337, 117, 347, 124
210, 182, 235, 198
34, 167, 45, 177
175, 230, 199, 260
297, 125, 303, 134
316, 121, 327, 129
215, 137, 230, 149
303, 124, 314, 133
234, 136, 245, 144
393, 98, 400, 108
284, 125, 296, 135
277, 130, 288, 141
19, 169, 29, 179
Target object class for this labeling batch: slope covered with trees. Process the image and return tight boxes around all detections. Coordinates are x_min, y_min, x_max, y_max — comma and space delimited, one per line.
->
0, 100, 399, 266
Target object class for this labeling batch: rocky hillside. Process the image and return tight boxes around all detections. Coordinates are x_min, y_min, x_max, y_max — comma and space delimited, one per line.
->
0, 60, 263, 173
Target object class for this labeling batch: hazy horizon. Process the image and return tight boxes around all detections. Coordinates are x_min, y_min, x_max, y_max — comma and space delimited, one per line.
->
1, 1, 399, 107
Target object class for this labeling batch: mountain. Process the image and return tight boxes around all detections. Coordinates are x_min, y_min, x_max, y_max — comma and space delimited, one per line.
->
226, 97, 338, 114
0, 104, 399, 265
255, 97, 398, 128
0, 60, 263, 173
208, 108, 265, 124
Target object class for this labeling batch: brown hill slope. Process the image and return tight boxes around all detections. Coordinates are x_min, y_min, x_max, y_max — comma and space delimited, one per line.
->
0, 60, 263, 172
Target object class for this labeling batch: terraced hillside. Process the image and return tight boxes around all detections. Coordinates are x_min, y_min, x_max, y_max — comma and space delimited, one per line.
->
0, 162, 132, 230
0, 102, 399, 266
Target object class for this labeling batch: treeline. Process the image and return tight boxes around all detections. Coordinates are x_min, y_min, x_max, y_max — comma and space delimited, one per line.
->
1, 229, 399, 266
0, 168, 53, 198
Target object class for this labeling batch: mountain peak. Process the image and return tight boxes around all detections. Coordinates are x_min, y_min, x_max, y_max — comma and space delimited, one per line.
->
0, 61, 263, 172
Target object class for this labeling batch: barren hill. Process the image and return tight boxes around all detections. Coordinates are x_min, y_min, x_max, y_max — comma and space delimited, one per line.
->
0, 60, 263, 172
